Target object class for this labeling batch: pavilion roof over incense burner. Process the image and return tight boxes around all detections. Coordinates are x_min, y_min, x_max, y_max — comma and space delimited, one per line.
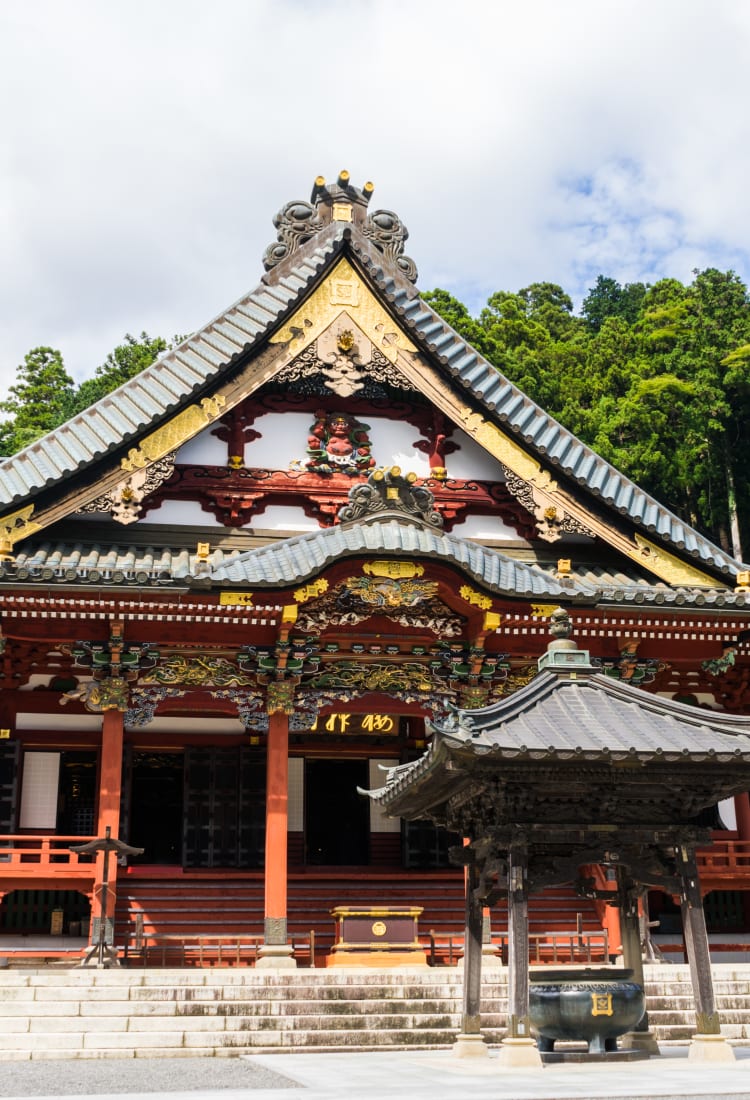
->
366, 615, 750, 835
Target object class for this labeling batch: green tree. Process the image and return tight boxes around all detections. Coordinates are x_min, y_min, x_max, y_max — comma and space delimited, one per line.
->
0, 347, 76, 455
582, 276, 647, 332
427, 269, 750, 558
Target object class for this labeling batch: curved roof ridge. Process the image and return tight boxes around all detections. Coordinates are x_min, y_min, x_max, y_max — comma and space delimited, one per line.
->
209, 516, 596, 597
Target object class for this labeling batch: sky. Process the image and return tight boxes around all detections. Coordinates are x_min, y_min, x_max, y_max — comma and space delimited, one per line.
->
1, 0, 749, 398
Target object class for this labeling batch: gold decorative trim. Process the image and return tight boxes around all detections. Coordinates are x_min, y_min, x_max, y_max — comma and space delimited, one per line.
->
457, 410, 557, 492
363, 561, 425, 580
459, 585, 492, 610
294, 578, 329, 603
633, 535, 720, 588
219, 592, 254, 607
0, 505, 41, 547
269, 258, 416, 365
530, 604, 558, 618
121, 396, 226, 472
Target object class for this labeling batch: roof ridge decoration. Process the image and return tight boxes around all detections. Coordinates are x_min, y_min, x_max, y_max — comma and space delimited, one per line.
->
337, 467, 443, 529
263, 171, 417, 283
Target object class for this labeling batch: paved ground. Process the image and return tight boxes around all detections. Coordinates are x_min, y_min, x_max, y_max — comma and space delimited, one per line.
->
4, 1048, 750, 1100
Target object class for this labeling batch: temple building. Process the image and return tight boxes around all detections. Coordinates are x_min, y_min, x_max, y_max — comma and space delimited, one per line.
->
1, 172, 750, 965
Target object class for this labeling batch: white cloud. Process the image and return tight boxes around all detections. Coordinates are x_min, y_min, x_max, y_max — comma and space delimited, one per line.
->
0, 0, 749, 395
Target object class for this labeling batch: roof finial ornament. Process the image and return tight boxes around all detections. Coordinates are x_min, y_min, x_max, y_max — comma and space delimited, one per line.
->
338, 467, 443, 528
263, 173, 417, 282
538, 607, 595, 674
549, 606, 573, 642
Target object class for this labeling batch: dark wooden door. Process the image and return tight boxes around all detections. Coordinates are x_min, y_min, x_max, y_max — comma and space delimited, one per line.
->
305, 759, 369, 865
0, 740, 19, 833
183, 747, 264, 869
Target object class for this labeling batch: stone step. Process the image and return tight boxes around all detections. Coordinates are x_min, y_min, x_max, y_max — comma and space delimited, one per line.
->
1, 964, 747, 1060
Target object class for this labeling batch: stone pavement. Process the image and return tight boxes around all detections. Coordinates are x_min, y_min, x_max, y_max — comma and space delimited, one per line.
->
4, 1048, 750, 1100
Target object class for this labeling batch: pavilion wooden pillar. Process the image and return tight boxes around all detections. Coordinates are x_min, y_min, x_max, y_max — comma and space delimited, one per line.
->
453, 861, 488, 1057
257, 710, 296, 968
617, 874, 659, 1054
92, 707, 124, 949
497, 839, 542, 1068
676, 844, 734, 1061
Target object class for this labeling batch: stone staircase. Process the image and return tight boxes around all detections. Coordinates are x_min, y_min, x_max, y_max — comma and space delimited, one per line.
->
0, 968, 505, 1060
643, 964, 750, 1045
2, 964, 750, 1059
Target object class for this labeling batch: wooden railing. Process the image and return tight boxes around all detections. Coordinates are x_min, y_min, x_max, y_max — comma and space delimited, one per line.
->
122, 919, 318, 968
0, 835, 96, 876
424, 929, 609, 966
697, 840, 750, 876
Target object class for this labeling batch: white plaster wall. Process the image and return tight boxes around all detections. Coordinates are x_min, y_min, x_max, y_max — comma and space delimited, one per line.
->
16, 712, 102, 732
254, 506, 319, 533
447, 427, 506, 480
138, 500, 218, 527
175, 426, 227, 465
244, 413, 312, 469
366, 417, 430, 477
19, 752, 60, 829
450, 513, 522, 542
173, 412, 508, 484
125, 716, 245, 734
719, 797, 738, 831
369, 759, 401, 833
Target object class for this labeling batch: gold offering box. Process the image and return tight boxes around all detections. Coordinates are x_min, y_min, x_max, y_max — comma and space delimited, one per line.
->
326, 905, 427, 967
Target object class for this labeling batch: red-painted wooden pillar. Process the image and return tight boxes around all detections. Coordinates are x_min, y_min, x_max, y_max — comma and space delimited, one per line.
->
92, 707, 124, 949
257, 710, 296, 967
734, 793, 750, 841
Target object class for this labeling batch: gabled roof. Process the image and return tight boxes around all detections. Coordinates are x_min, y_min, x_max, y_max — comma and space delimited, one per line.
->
0, 174, 741, 584
368, 659, 750, 819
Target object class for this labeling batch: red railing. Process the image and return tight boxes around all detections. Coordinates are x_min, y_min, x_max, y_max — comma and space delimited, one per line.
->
0, 835, 97, 877
697, 840, 750, 875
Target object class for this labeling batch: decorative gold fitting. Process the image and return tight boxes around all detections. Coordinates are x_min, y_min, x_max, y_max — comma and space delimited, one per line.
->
363, 181, 375, 195
337, 170, 350, 186
332, 203, 352, 222
228, 455, 243, 470
431, 466, 448, 481
0, 536, 15, 563
196, 542, 210, 562
557, 559, 572, 576
386, 487, 400, 500
735, 570, 750, 592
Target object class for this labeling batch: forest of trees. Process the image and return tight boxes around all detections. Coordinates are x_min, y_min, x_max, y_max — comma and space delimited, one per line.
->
2, 268, 750, 560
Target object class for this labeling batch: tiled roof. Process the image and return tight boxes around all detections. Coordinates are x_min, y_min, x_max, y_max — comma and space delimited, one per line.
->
1, 525, 748, 610
0, 205, 740, 579
0, 227, 351, 506
0, 522, 588, 598
368, 667, 750, 813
